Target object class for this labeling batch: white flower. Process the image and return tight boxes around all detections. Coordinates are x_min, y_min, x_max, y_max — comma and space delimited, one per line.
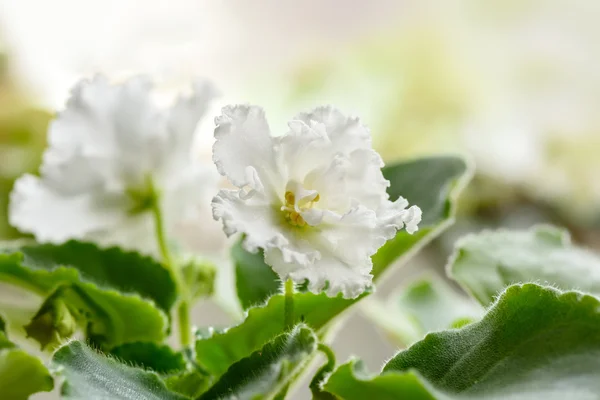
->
10, 75, 221, 256
211, 105, 422, 298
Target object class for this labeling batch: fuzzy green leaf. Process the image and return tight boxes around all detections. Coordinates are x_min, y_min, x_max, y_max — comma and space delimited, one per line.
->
448, 225, 600, 306
325, 361, 436, 400
52, 341, 187, 400
0, 316, 54, 400
108, 342, 211, 398
364, 276, 482, 346
1, 240, 177, 312
372, 156, 470, 278
195, 292, 361, 378
110, 342, 186, 375
232, 238, 280, 310
199, 324, 317, 400
0, 241, 174, 349
326, 284, 600, 399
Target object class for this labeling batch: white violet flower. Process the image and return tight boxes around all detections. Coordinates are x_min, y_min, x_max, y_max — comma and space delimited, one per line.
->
212, 105, 422, 298
10, 75, 220, 255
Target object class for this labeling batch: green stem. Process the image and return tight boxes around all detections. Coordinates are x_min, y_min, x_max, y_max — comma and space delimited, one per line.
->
177, 300, 191, 347
150, 187, 191, 348
310, 343, 337, 396
284, 279, 294, 330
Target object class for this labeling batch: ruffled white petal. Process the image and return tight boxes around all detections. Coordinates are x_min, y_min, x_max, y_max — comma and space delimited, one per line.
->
294, 106, 372, 155
46, 75, 168, 187
163, 80, 218, 175
213, 105, 282, 198
9, 174, 124, 243
377, 198, 423, 235
212, 104, 422, 299
212, 189, 320, 264
164, 163, 227, 255
265, 248, 372, 299
10, 75, 218, 256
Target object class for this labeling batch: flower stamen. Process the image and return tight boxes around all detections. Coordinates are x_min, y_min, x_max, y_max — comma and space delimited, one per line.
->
282, 189, 320, 227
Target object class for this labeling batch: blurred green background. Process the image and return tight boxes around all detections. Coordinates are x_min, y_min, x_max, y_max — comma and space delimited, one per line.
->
2, 0, 599, 247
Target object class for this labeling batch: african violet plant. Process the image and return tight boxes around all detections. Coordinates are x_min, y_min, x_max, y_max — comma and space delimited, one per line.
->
0, 75, 599, 400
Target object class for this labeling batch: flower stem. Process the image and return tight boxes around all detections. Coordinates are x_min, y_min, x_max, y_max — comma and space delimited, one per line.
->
284, 279, 295, 329
310, 343, 337, 396
177, 300, 191, 347
150, 186, 191, 348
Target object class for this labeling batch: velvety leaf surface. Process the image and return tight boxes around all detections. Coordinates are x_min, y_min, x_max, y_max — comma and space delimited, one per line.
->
199, 324, 317, 400
325, 361, 437, 400
1, 240, 177, 312
108, 342, 211, 398
372, 156, 470, 278
0, 316, 54, 400
110, 342, 186, 375
326, 284, 600, 399
232, 238, 280, 310
195, 292, 360, 378
364, 276, 482, 346
52, 341, 187, 400
0, 241, 174, 348
448, 225, 600, 305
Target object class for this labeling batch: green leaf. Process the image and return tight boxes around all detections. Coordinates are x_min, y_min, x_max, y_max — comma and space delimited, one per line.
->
448, 225, 600, 306
0, 241, 175, 348
373, 156, 471, 278
199, 324, 317, 400
326, 284, 600, 399
108, 342, 211, 398
1, 240, 177, 312
110, 342, 186, 375
165, 370, 210, 399
195, 292, 360, 378
0, 316, 54, 400
232, 238, 280, 310
325, 361, 437, 400
363, 276, 482, 346
52, 340, 187, 400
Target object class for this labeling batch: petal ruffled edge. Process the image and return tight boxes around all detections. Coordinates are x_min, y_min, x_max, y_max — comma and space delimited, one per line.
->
212, 105, 277, 190
265, 248, 373, 299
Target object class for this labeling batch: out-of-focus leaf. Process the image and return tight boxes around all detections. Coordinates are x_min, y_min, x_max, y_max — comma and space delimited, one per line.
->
165, 370, 210, 399
195, 292, 361, 378
52, 341, 187, 400
232, 238, 280, 310
199, 324, 317, 400
448, 225, 600, 306
180, 259, 216, 301
372, 156, 471, 278
0, 241, 175, 349
326, 284, 600, 399
363, 276, 482, 346
0, 316, 54, 399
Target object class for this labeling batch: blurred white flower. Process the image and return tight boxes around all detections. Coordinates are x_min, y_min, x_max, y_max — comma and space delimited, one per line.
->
212, 105, 421, 298
10, 75, 221, 256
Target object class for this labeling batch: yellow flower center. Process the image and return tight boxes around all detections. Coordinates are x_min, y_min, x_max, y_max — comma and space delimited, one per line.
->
283, 190, 320, 227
